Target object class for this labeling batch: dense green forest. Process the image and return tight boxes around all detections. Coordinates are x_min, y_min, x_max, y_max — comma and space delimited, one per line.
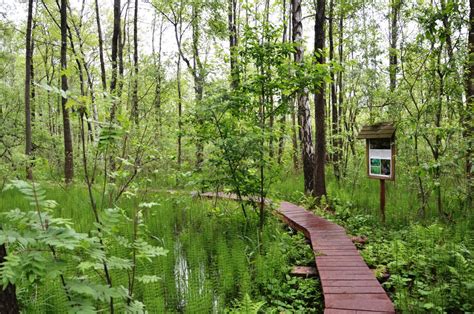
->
0, 0, 472, 312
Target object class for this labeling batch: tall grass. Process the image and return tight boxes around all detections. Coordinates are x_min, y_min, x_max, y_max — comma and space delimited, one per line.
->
1, 185, 322, 312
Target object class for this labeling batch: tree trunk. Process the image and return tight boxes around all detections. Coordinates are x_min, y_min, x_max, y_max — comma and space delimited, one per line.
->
389, 0, 400, 92
177, 58, 183, 169
292, 0, 315, 194
110, 0, 121, 120
0, 244, 19, 314
313, 0, 327, 198
191, 4, 205, 170
95, 0, 107, 90
118, 1, 128, 101
61, 0, 74, 184
25, 0, 34, 180
228, 0, 239, 89
131, 0, 139, 124
464, 0, 474, 209
31, 35, 36, 125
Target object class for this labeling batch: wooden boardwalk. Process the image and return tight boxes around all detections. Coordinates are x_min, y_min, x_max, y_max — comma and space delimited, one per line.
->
199, 192, 395, 313
279, 201, 395, 313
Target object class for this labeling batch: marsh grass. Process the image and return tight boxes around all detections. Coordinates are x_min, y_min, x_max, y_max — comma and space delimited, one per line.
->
1, 184, 323, 312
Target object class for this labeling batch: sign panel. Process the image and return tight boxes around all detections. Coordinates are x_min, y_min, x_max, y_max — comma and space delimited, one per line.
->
367, 139, 394, 180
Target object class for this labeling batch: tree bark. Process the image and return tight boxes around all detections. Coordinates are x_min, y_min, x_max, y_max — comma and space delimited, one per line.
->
228, 0, 239, 89
118, 1, 128, 101
25, 0, 34, 180
292, 0, 315, 193
0, 243, 19, 314
464, 0, 474, 209
31, 30, 36, 125
313, 0, 327, 198
177, 58, 183, 169
61, 0, 74, 184
131, 0, 139, 124
110, 0, 121, 120
389, 0, 400, 92
191, 4, 205, 170
95, 0, 107, 90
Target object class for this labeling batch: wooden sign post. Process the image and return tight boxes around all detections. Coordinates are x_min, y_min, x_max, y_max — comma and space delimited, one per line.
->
357, 123, 396, 223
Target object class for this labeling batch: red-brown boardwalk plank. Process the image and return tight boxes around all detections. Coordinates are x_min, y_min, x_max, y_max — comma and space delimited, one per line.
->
314, 244, 356, 249
325, 294, 394, 312
319, 271, 375, 280
324, 286, 386, 294
318, 266, 370, 272
315, 249, 361, 256
322, 280, 381, 287
277, 201, 395, 313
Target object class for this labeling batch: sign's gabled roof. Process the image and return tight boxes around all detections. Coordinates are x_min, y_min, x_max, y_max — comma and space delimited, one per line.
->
357, 122, 396, 139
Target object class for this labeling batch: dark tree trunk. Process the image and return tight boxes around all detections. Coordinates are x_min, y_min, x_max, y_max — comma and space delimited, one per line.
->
61, 0, 74, 184
177, 58, 183, 169
131, 0, 139, 124
0, 244, 19, 314
95, 0, 107, 90
110, 0, 121, 120
25, 0, 34, 180
191, 4, 205, 170
118, 2, 127, 100
313, 0, 327, 198
31, 34, 36, 125
292, 0, 315, 193
465, 0, 474, 209
389, 0, 400, 92
228, 0, 239, 89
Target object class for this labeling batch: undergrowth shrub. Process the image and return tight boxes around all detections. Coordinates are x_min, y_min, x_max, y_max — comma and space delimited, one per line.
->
312, 197, 474, 313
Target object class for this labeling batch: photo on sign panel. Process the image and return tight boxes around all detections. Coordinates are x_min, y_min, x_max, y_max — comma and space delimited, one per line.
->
370, 158, 381, 174
381, 159, 391, 176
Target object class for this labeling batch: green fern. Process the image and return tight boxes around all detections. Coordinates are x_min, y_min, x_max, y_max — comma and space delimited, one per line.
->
227, 294, 265, 314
